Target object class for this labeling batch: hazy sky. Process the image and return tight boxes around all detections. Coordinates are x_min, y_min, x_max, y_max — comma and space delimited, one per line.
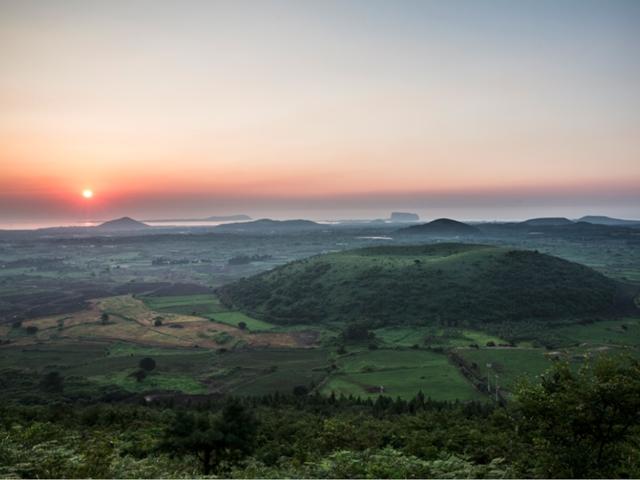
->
1, 0, 639, 225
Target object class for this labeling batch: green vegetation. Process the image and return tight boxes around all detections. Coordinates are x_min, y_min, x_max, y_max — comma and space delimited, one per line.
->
160, 400, 258, 474
1, 222, 639, 478
90, 369, 207, 394
143, 293, 276, 330
206, 311, 275, 331
454, 348, 554, 392
218, 244, 623, 328
322, 349, 483, 401
374, 326, 506, 348
143, 294, 225, 315
0, 343, 330, 400
516, 356, 640, 477
107, 343, 194, 357
552, 318, 640, 347
1, 355, 638, 478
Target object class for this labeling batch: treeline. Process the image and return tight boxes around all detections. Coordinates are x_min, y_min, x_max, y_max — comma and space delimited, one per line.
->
1, 355, 639, 478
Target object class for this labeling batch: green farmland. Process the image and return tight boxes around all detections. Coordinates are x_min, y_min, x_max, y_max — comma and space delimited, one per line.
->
321, 349, 483, 401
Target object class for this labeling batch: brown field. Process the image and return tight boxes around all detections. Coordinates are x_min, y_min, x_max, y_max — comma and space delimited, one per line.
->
12, 295, 314, 350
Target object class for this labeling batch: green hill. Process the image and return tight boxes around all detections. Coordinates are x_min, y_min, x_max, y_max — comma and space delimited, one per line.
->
217, 243, 626, 327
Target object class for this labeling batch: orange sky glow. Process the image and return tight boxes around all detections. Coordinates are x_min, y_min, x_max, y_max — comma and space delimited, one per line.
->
1, 1, 639, 224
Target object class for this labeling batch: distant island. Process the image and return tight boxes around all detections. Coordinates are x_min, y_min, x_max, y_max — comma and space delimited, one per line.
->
96, 217, 150, 230
398, 218, 480, 236
389, 212, 420, 222
145, 214, 251, 222
214, 218, 323, 232
520, 217, 574, 226
578, 215, 640, 226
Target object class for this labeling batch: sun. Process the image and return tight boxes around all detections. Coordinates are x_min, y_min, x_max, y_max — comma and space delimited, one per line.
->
82, 189, 94, 199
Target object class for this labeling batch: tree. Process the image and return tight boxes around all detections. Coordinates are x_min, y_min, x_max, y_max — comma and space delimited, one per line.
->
293, 385, 309, 396
25, 325, 38, 335
161, 400, 257, 474
238, 321, 247, 330
40, 371, 63, 393
131, 369, 147, 382
342, 321, 374, 342
100, 312, 109, 325
515, 355, 640, 478
154, 318, 163, 327
139, 357, 156, 371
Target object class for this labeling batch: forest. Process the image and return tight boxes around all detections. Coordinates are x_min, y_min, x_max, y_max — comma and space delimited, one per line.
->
1, 355, 639, 479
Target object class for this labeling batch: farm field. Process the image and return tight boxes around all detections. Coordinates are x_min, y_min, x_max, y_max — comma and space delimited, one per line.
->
374, 326, 506, 348
0, 340, 331, 397
2, 278, 639, 403
205, 311, 276, 331
551, 318, 640, 347
453, 348, 554, 392
142, 294, 227, 315
12, 294, 306, 351
321, 349, 484, 401
143, 293, 276, 331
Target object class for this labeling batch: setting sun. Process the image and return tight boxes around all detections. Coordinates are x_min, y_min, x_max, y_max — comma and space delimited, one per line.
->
82, 189, 93, 199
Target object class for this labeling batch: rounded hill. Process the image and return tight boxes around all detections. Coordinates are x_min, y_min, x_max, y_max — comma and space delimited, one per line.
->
217, 244, 626, 327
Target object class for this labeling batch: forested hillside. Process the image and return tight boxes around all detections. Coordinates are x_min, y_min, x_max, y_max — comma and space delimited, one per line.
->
218, 244, 623, 327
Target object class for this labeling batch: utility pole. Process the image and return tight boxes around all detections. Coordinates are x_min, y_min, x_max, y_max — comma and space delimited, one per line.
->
486, 363, 492, 393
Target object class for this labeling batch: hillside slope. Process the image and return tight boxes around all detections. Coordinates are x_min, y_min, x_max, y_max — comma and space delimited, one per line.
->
218, 244, 626, 327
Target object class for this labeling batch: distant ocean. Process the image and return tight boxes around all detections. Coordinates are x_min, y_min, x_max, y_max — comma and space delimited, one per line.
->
0, 220, 230, 230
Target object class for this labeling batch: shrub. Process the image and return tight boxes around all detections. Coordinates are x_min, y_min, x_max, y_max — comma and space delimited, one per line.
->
139, 357, 156, 371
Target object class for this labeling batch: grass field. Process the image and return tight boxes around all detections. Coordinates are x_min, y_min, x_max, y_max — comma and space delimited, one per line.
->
143, 294, 226, 315
107, 342, 200, 357
218, 348, 330, 396
321, 349, 483, 401
143, 293, 276, 331
0, 341, 331, 398
90, 370, 207, 394
454, 348, 553, 392
551, 318, 640, 347
205, 311, 275, 331
374, 326, 506, 348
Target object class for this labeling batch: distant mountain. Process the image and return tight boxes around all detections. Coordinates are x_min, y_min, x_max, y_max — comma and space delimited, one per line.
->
521, 217, 574, 226
398, 218, 480, 236
578, 215, 640, 227
389, 212, 420, 222
214, 218, 323, 232
97, 217, 149, 230
218, 244, 627, 327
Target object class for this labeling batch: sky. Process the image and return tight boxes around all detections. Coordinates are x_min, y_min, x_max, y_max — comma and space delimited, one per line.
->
1, 0, 639, 225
